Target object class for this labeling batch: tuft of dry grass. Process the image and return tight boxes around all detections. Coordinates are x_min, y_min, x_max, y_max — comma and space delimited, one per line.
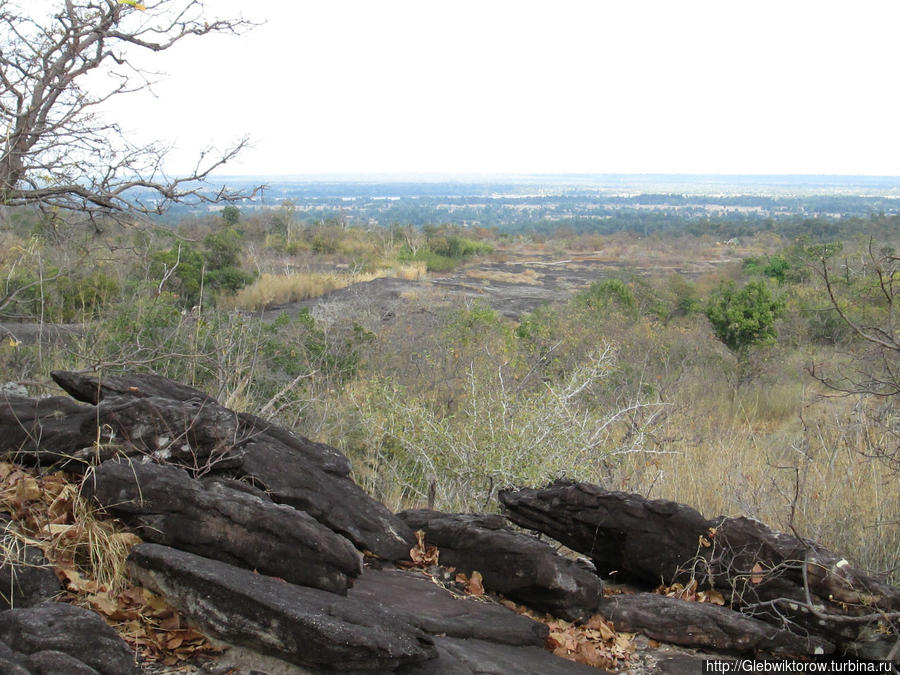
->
0, 461, 137, 595
395, 262, 427, 281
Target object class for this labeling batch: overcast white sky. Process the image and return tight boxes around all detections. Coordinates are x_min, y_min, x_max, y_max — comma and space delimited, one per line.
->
107, 0, 900, 177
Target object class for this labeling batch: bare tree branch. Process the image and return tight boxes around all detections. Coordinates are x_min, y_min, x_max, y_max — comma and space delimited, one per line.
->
0, 0, 260, 220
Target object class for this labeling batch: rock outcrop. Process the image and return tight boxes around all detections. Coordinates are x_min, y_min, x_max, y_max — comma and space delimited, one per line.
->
3, 371, 898, 671
128, 543, 439, 671
500, 480, 900, 659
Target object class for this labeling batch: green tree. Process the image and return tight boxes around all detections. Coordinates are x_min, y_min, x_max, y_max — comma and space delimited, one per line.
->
221, 206, 241, 227
705, 280, 785, 354
203, 228, 243, 270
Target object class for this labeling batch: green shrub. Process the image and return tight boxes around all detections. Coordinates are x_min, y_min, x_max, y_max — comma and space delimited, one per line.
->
704, 279, 785, 353
576, 279, 638, 318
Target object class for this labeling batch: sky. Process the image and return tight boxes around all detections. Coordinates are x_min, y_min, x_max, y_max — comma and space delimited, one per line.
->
103, 0, 900, 177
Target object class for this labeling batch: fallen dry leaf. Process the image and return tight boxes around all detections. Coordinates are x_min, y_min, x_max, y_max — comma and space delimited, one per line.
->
465, 570, 484, 597
750, 562, 765, 584
408, 530, 439, 567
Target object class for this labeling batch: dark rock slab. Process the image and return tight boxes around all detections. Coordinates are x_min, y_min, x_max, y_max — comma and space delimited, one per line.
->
50, 370, 413, 560
51, 370, 215, 405
237, 437, 415, 560
85, 459, 362, 594
349, 568, 548, 646
128, 543, 437, 671
26, 650, 101, 674
499, 481, 710, 585
0, 602, 136, 675
0, 647, 29, 675
0, 393, 96, 467
710, 515, 900, 612
599, 593, 832, 657
237, 411, 352, 477
398, 510, 602, 622
399, 636, 605, 674
87, 395, 243, 471
0, 527, 61, 609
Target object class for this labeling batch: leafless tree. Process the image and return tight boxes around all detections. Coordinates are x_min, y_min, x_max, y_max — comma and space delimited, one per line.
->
809, 239, 899, 475
0, 0, 257, 224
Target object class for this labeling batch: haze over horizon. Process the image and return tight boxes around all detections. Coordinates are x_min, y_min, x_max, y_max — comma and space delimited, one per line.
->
101, 1, 900, 178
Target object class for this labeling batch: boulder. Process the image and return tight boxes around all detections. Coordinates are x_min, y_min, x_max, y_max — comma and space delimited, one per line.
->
499, 481, 709, 585
87, 395, 244, 472
26, 650, 101, 674
49, 370, 415, 560
0, 602, 136, 675
128, 543, 437, 671
84, 459, 362, 594
398, 510, 602, 621
500, 480, 900, 658
51, 370, 216, 406
236, 435, 415, 560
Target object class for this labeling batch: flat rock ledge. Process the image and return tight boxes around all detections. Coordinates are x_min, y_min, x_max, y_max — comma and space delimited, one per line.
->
2, 370, 416, 561
127, 543, 433, 671
398, 509, 602, 622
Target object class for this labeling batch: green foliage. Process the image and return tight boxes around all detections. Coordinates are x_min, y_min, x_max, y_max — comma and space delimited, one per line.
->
398, 230, 493, 272
575, 279, 638, 318
445, 301, 508, 348
204, 267, 254, 294
203, 228, 243, 270
151, 244, 205, 305
221, 205, 241, 226
668, 275, 701, 317
704, 280, 785, 353
427, 235, 492, 259
53, 272, 120, 321
284, 308, 375, 383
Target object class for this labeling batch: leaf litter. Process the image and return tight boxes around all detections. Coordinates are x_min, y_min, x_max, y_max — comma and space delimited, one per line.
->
0, 462, 223, 667
400, 526, 634, 670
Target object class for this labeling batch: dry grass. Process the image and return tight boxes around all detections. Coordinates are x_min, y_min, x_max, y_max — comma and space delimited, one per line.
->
395, 262, 427, 281
223, 271, 381, 311
0, 462, 137, 596
465, 268, 543, 285
225, 264, 430, 311
616, 388, 899, 581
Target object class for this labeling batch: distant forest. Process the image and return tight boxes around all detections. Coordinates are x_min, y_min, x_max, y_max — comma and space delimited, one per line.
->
160, 177, 900, 241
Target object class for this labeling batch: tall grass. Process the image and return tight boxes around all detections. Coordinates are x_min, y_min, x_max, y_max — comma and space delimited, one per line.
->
223, 271, 380, 310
